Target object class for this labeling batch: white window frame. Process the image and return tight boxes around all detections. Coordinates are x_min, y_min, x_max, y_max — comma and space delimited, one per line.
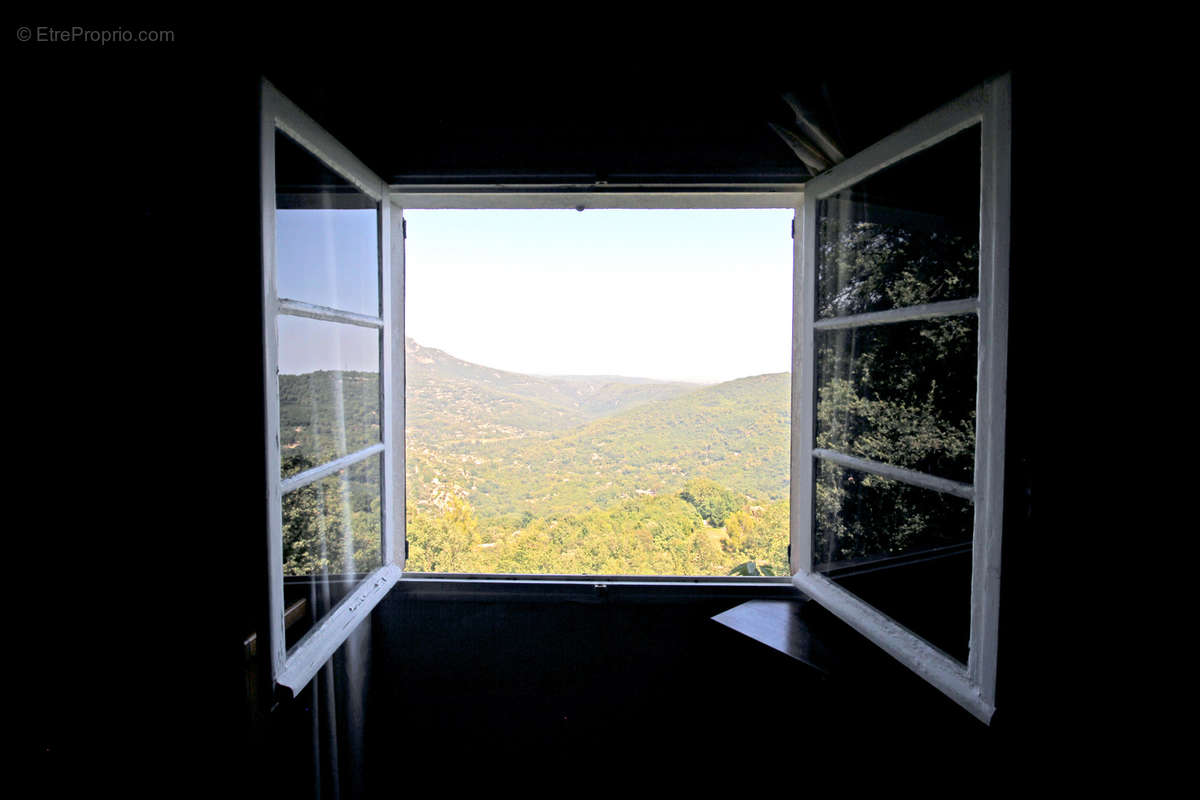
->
390, 189, 803, 585
789, 74, 1012, 723
258, 74, 1011, 720
260, 79, 404, 698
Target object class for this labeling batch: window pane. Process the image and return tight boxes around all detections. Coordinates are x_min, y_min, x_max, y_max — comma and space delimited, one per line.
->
282, 454, 382, 578
404, 208, 794, 576
278, 316, 380, 478
813, 460, 971, 662
815, 315, 977, 483
275, 130, 379, 317
815, 125, 980, 319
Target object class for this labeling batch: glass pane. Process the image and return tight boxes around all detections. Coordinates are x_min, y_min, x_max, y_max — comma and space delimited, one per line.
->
815, 125, 980, 319
278, 316, 380, 478
815, 315, 977, 483
275, 130, 379, 317
282, 454, 382, 578
813, 460, 972, 662
404, 208, 794, 576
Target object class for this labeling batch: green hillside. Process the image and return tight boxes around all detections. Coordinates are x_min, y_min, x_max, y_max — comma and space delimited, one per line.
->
413, 372, 791, 519
280, 339, 792, 577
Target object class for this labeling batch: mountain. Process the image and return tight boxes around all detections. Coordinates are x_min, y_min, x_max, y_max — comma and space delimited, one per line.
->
405, 337, 702, 444
405, 338, 790, 517
278, 340, 792, 575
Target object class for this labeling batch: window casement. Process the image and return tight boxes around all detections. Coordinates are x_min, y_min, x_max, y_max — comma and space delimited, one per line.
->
789, 75, 1011, 723
258, 75, 1011, 722
260, 79, 404, 698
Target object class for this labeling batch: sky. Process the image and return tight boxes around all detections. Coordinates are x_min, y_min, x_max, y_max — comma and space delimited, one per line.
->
277, 207, 795, 383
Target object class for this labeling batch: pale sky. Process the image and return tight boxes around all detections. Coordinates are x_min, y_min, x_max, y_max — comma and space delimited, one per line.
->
277, 207, 795, 382
405, 209, 794, 383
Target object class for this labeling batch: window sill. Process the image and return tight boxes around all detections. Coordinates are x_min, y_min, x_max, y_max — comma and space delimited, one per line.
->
392, 573, 796, 603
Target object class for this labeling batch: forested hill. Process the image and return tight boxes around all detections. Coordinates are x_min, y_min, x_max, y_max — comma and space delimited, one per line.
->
408, 366, 791, 519
280, 340, 792, 576
405, 337, 703, 444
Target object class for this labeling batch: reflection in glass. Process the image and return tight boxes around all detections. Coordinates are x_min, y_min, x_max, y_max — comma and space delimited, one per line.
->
275, 130, 379, 317
814, 460, 972, 663
815, 315, 977, 482
815, 125, 981, 319
814, 460, 972, 567
282, 455, 382, 577
278, 316, 380, 478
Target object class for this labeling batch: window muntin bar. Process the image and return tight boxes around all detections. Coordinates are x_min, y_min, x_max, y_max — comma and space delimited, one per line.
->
811, 449, 973, 500
279, 298, 384, 329
811, 298, 977, 331
281, 443, 386, 494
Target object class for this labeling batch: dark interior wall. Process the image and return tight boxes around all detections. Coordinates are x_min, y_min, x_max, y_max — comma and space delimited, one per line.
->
16, 22, 1079, 795
266, 585, 1005, 793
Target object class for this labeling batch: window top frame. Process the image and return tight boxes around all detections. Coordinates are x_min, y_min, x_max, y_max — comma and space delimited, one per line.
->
389, 188, 803, 210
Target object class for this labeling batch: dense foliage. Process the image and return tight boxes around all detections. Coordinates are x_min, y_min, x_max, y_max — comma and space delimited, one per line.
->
279, 340, 791, 577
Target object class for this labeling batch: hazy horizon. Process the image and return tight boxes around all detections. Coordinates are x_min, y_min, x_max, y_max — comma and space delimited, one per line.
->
278, 208, 795, 382
405, 208, 795, 383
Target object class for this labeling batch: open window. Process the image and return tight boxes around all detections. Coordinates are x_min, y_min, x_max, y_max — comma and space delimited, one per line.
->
259, 80, 404, 698
393, 197, 800, 580
257, 75, 1011, 720
790, 75, 1011, 722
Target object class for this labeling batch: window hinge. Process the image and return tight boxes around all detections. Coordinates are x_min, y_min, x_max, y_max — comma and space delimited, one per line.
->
787, 544, 792, 562
791, 218, 795, 239
402, 218, 407, 239
404, 539, 409, 559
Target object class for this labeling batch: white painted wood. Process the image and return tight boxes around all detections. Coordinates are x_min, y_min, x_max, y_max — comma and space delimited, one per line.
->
792, 570, 993, 723
782, 93, 845, 164
790, 198, 816, 576
388, 202, 407, 569
278, 298, 384, 329
263, 79, 387, 203
276, 564, 404, 697
390, 190, 803, 210
795, 75, 1011, 723
805, 83, 988, 201
260, 80, 287, 681
812, 449, 974, 500
768, 122, 830, 172
812, 298, 978, 331
261, 78, 399, 698
379, 199, 396, 569
279, 443, 386, 495
968, 75, 1012, 704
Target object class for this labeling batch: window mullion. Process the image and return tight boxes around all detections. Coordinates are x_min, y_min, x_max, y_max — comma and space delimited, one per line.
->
379, 197, 399, 570
790, 197, 815, 575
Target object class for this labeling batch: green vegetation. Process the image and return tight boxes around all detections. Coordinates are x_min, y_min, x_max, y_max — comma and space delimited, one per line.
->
279, 340, 791, 577
277, 202, 980, 582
